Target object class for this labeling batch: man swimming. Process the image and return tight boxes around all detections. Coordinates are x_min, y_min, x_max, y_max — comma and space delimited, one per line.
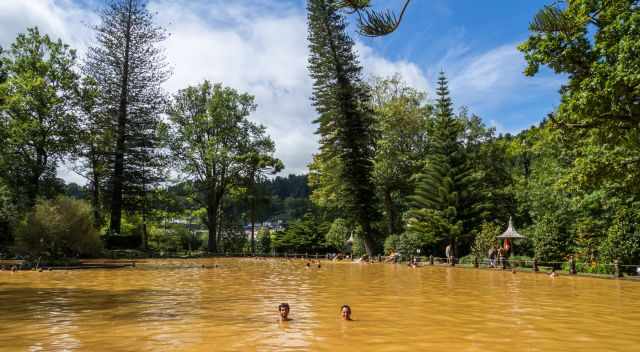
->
341, 305, 352, 321
278, 303, 291, 321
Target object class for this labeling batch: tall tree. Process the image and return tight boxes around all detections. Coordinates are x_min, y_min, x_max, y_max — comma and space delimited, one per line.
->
307, 0, 379, 255
167, 81, 281, 252
519, 0, 640, 193
74, 77, 111, 228
242, 139, 284, 253
85, 0, 169, 234
0, 28, 79, 206
370, 75, 430, 235
405, 72, 486, 256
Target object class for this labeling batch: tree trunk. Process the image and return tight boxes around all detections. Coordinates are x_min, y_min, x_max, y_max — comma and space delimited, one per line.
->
91, 168, 101, 228
109, 1, 132, 235
206, 203, 218, 253
250, 195, 256, 254
383, 189, 395, 235
361, 222, 376, 257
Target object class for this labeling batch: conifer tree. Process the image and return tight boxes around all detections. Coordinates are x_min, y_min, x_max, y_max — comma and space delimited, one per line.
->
307, 0, 379, 255
406, 72, 485, 256
85, 0, 170, 234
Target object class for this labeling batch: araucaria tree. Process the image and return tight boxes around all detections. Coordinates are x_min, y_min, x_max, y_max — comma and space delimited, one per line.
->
405, 72, 486, 256
307, 0, 379, 256
85, 0, 169, 234
0, 28, 79, 206
167, 81, 281, 253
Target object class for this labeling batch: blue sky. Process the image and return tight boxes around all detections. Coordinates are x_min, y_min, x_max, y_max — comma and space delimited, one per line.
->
357, 0, 563, 133
0, 0, 563, 180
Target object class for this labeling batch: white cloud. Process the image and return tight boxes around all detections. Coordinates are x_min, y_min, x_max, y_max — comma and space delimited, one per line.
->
356, 42, 430, 92
1, 0, 428, 183
447, 43, 562, 113
0, 0, 98, 56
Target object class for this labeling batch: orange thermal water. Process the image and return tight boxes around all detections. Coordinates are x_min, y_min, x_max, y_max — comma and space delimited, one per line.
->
1, 258, 639, 351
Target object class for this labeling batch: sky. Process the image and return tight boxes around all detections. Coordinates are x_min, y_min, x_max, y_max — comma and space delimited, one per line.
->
0, 0, 564, 184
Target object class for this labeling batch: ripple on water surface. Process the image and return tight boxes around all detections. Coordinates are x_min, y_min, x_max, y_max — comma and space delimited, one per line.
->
1, 258, 639, 351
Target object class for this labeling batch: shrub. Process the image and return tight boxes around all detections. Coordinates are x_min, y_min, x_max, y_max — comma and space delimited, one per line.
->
397, 232, 424, 257
531, 215, 572, 262
471, 222, 501, 258
256, 228, 271, 254
16, 196, 102, 258
383, 234, 401, 254
599, 208, 640, 266
325, 218, 349, 252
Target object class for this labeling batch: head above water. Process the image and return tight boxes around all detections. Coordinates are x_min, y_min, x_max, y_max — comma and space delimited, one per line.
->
341, 305, 352, 320
278, 303, 290, 320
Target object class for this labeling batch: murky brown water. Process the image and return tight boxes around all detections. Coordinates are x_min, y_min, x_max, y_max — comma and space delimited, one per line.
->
1, 258, 639, 351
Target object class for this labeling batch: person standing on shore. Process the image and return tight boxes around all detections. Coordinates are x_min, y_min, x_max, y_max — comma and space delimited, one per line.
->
488, 246, 496, 268
445, 244, 452, 264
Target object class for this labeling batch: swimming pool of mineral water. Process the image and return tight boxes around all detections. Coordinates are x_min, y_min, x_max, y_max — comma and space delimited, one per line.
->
1, 258, 639, 351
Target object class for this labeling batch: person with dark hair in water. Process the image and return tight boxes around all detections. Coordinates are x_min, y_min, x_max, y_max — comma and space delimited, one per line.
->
278, 303, 291, 321
340, 305, 352, 321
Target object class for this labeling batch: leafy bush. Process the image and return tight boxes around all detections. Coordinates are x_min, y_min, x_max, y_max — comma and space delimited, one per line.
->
16, 196, 102, 258
471, 222, 501, 258
256, 228, 271, 254
272, 214, 325, 253
325, 218, 349, 251
397, 232, 424, 256
383, 234, 401, 254
531, 215, 572, 262
599, 208, 640, 265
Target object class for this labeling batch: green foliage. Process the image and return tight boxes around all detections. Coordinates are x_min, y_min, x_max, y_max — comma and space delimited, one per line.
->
405, 72, 488, 255
271, 214, 326, 253
520, 1, 640, 134
338, 0, 411, 37
85, 0, 170, 235
0, 27, 79, 206
383, 234, 400, 254
0, 181, 16, 245
325, 218, 350, 251
16, 196, 102, 258
307, 0, 379, 255
531, 215, 571, 263
397, 232, 424, 256
471, 222, 501, 259
370, 75, 430, 235
256, 228, 271, 254
599, 208, 640, 265
167, 81, 281, 252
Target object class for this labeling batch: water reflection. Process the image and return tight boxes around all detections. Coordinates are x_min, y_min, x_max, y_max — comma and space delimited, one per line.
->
1, 259, 639, 351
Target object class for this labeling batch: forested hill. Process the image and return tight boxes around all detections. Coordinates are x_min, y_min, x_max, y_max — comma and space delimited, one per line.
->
265, 174, 310, 199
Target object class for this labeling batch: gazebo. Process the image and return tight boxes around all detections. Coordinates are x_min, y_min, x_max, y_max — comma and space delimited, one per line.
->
497, 217, 526, 256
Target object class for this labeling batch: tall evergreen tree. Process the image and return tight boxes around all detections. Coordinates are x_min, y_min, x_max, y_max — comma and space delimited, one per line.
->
85, 0, 170, 234
73, 77, 111, 228
405, 72, 485, 256
307, 0, 379, 255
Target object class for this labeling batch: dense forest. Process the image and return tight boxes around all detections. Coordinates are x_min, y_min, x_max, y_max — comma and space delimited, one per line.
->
1, 0, 639, 267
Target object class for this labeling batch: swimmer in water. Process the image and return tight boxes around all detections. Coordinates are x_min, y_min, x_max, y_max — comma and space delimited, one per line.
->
278, 303, 291, 322
549, 268, 558, 277
341, 305, 352, 321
